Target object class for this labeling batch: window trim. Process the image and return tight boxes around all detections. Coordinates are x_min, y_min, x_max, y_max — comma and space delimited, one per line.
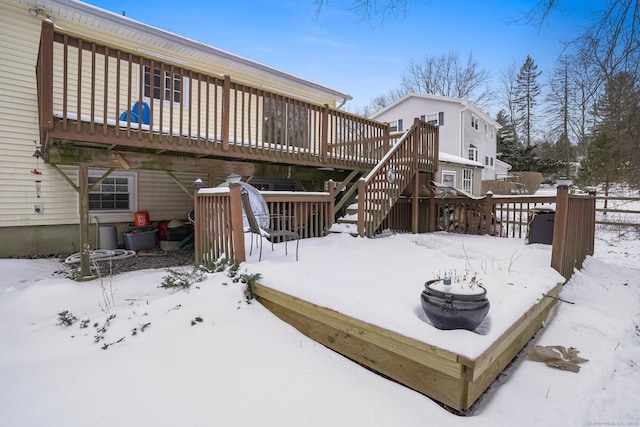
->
421, 112, 444, 126
471, 114, 479, 130
87, 169, 138, 214
441, 170, 456, 188
468, 146, 479, 162
462, 169, 473, 193
485, 155, 495, 168
388, 119, 403, 132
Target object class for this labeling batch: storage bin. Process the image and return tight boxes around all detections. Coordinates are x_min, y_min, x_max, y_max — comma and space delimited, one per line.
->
123, 229, 156, 251
165, 225, 191, 241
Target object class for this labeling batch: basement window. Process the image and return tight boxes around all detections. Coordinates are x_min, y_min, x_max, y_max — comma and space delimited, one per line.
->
88, 170, 138, 213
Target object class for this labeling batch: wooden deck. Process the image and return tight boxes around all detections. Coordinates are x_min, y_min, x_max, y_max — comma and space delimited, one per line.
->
252, 281, 563, 412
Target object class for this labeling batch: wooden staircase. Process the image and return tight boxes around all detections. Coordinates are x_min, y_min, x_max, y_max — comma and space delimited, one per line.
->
331, 118, 439, 237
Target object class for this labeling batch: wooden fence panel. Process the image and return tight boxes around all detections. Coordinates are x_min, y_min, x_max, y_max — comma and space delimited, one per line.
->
551, 186, 596, 280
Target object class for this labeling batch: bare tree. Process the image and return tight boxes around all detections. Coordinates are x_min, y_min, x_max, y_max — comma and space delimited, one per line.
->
525, 1, 640, 82
399, 51, 493, 107
313, 0, 414, 25
546, 56, 572, 176
500, 62, 520, 146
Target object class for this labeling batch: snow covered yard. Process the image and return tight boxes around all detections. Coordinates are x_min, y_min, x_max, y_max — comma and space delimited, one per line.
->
0, 227, 639, 426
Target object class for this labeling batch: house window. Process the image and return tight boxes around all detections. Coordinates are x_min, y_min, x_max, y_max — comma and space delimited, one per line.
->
388, 119, 403, 132
421, 112, 444, 126
442, 170, 456, 187
263, 98, 309, 148
484, 155, 495, 167
88, 170, 137, 212
462, 169, 472, 193
468, 146, 478, 162
471, 115, 479, 130
484, 123, 488, 135
143, 66, 187, 105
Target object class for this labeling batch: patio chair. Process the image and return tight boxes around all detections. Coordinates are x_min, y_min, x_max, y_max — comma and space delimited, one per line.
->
240, 188, 299, 261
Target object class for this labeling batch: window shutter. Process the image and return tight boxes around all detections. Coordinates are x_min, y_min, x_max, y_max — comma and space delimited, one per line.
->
438, 112, 444, 126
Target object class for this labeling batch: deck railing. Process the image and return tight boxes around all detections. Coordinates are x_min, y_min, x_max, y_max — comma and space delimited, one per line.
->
381, 189, 595, 280
194, 186, 333, 264
36, 20, 403, 171
382, 194, 555, 237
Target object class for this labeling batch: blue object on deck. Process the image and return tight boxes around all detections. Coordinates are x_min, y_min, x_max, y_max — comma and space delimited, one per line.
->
119, 101, 150, 125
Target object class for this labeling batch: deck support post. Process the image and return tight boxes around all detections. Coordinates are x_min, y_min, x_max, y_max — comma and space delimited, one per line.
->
357, 178, 365, 237
37, 20, 54, 131
229, 183, 246, 263
484, 191, 493, 235
412, 172, 419, 233
78, 164, 94, 280
551, 185, 570, 278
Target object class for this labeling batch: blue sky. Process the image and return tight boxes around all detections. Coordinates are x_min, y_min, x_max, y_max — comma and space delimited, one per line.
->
86, 0, 604, 115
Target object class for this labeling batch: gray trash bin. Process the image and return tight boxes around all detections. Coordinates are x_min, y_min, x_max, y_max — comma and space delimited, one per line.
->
98, 225, 118, 250
528, 207, 555, 244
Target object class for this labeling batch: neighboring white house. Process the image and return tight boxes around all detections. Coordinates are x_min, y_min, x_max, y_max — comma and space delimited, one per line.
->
370, 93, 507, 196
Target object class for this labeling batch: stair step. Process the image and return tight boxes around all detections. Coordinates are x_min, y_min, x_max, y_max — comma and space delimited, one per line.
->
329, 222, 358, 236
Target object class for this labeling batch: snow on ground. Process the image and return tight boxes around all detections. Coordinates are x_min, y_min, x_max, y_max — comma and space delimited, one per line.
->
1, 220, 639, 426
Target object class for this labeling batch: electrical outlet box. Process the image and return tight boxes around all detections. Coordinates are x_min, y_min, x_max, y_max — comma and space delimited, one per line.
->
34, 204, 43, 214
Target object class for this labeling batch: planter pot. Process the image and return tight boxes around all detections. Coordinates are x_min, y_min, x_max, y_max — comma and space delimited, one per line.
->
420, 279, 490, 331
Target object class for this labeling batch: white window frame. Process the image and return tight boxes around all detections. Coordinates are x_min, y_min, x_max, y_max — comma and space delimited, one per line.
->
442, 170, 456, 188
462, 169, 472, 193
468, 146, 479, 162
87, 169, 138, 214
471, 114, 479, 130
388, 119, 403, 132
484, 155, 495, 167
140, 65, 190, 108
421, 112, 444, 126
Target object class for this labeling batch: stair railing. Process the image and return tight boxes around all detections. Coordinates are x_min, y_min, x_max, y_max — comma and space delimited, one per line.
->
357, 118, 438, 236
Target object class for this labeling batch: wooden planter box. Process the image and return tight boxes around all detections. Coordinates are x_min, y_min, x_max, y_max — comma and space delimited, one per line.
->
253, 281, 563, 412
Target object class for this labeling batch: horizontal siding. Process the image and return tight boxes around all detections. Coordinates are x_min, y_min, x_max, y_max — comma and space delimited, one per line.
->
0, 3, 66, 227
138, 170, 203, 222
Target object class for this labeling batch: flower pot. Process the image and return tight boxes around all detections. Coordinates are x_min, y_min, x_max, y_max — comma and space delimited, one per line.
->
420, 279, 490, 331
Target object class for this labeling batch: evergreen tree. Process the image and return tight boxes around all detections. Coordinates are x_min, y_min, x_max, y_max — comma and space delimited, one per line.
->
574, 132, 626, 195
514, 55, 542, 147
576, 72, 640, 191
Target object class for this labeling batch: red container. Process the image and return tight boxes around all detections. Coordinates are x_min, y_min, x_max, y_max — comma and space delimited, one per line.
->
134, 211, 150, 227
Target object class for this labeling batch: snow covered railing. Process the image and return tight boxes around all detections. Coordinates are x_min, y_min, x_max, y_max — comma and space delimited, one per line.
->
194, 187, 334, 264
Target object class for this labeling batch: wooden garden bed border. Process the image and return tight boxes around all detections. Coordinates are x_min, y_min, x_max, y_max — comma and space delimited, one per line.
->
252, 281, 563, 412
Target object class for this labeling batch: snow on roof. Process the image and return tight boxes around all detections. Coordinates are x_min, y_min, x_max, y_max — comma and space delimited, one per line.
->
439, 151, 484, 168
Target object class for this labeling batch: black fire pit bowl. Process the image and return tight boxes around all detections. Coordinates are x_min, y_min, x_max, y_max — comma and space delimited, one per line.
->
420, 279, 490, 331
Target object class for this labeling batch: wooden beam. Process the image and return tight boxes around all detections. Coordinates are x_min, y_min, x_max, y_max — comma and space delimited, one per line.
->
46, 145, 353, 181
113, 151, 130, 169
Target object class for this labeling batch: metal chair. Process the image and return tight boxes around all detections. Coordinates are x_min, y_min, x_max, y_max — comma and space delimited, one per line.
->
240, 189, 299, 261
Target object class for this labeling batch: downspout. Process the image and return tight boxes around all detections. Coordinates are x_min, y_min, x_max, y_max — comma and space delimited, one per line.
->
336, 97, 348, 110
